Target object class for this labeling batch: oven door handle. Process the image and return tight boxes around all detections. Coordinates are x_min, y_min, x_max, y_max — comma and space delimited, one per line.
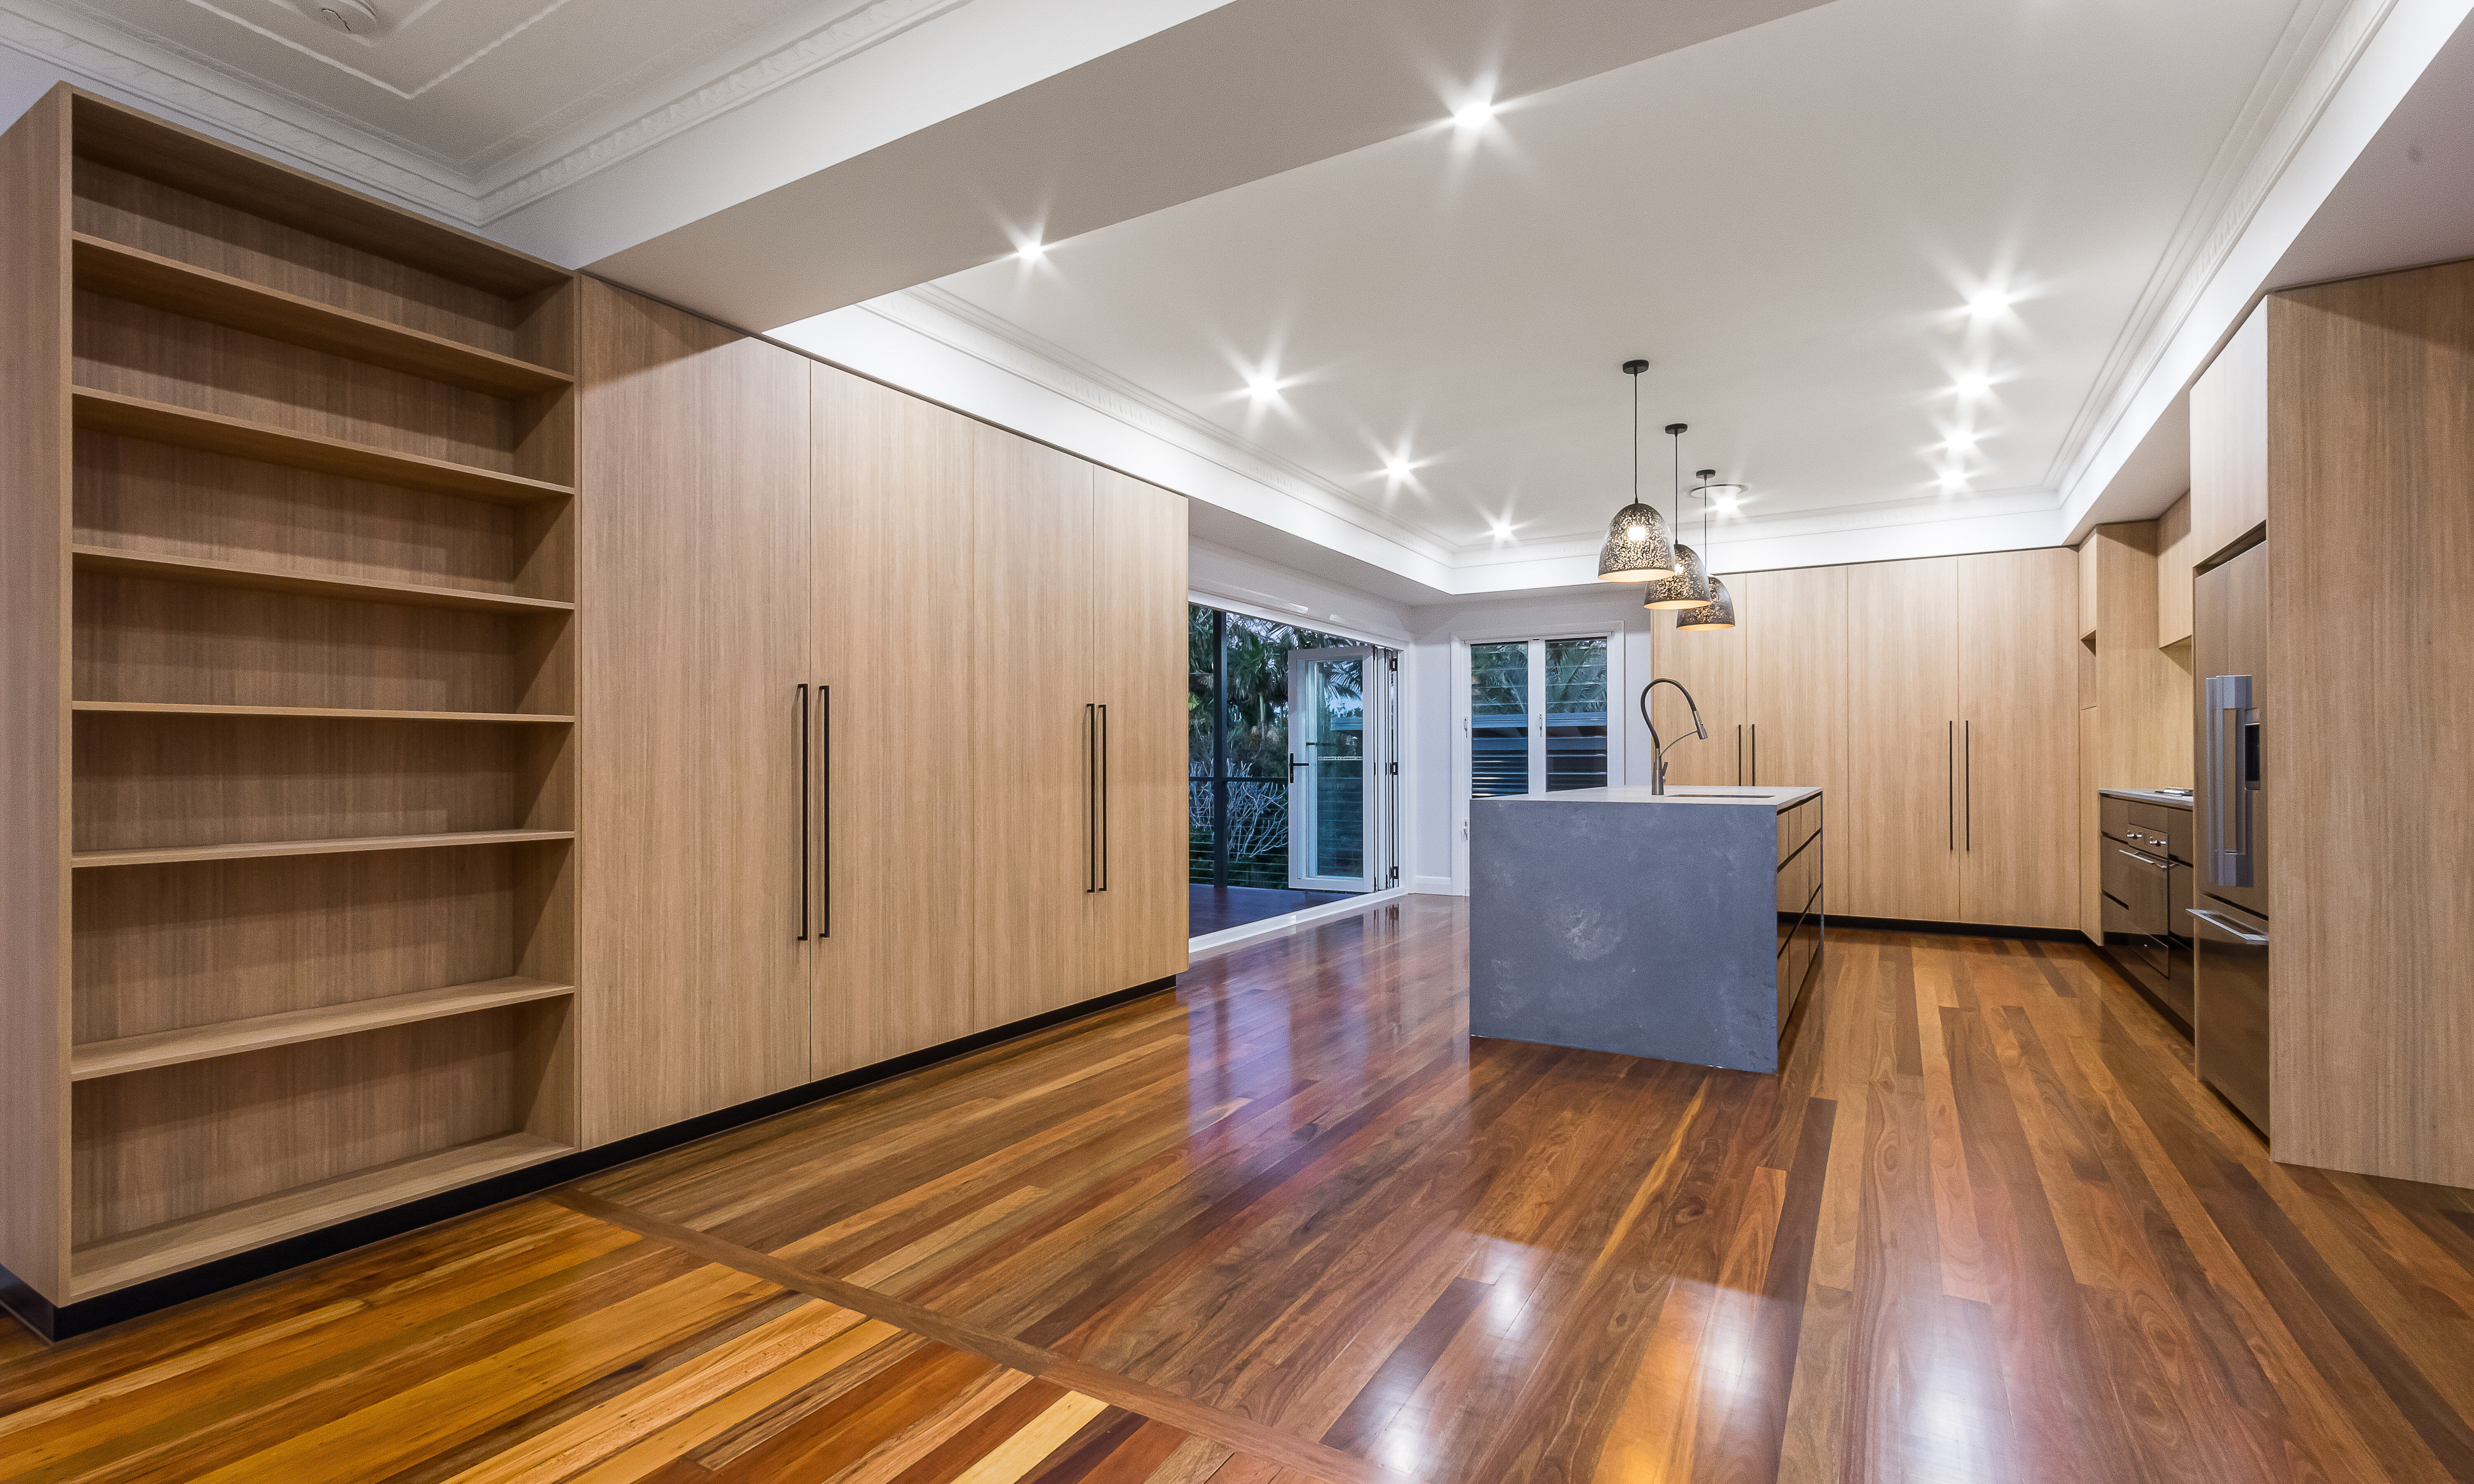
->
2187, 907, 2268, 946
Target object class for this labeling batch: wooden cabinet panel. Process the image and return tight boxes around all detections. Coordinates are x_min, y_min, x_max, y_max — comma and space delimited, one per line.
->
1649, 613, 1745, 787
2190, 303, 2267, 566
2269, 262, 2474, 1186
2079, 706, 2100, 944
580, 282, 812, 1143
1091, 468, 1189, 993
1743, 567, 1847, 911
971, 427, 1097, 1028
810, 366, 980, 1078
2156, 491, 2193, 646
1843, 559, 1959, 921
1958, 547, 2079, 930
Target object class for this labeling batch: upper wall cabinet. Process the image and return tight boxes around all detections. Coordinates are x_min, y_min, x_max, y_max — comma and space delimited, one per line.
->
2155, 492, 2194, 647
2189, 304, 2268, 566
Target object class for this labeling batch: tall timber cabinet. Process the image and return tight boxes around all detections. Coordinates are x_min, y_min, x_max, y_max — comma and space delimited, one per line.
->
1, 92, 1189, 1333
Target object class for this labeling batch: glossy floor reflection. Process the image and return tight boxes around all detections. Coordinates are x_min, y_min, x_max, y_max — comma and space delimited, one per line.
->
6, 899, 2473, 1483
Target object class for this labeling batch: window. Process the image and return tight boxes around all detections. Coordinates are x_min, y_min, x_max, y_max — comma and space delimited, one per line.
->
1467, 635, 1613, 796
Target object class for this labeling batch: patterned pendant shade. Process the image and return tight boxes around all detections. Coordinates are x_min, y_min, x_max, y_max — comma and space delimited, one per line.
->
1596, 360, 1679, 581
1676, 575, 1737, 630
1643, 541, 1713, 609
1597, 502, 1675, 581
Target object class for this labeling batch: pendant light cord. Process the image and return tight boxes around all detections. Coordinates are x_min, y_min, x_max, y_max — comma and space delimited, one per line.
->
1631, 373, 1640, 503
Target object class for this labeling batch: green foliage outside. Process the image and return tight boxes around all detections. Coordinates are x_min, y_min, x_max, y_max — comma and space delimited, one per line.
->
1189, 603, 1356, 887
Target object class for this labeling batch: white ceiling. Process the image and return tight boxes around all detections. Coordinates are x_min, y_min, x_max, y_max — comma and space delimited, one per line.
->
903, 0, 2323, 566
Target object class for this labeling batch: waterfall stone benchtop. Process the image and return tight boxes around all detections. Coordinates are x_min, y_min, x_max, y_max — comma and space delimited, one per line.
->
1468, 784, 1826, 1075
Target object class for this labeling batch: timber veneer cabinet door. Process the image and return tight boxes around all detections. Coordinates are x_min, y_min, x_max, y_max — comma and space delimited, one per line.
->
972, 425, 1101, 1026
1650, 615, 1746, 787
1742, 566, 1848, 910
1957, 547, 2080, 929
3, 86, 586, 1311
1091, 468, 1191, 992
810, 365, 981, 1077
1844, 557, 1961, 921
579, 281, 813, 1143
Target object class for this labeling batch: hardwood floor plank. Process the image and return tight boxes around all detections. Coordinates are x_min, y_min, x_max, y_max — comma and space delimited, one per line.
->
7, 898, 2470, 1484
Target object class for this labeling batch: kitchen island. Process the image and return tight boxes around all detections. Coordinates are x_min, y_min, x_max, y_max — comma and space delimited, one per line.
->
1469, 784, 1823, 1074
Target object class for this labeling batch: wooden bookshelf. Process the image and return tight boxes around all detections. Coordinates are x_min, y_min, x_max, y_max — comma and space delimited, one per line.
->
2, 85, 586, 1310
68, 546, 575, 615
72, 829, 576, 869
69, 1132, 573, 1300
73, 701, 575, 723
71, 388, 576, 504
71, 235, 571, 397
72, 977, 575, 1080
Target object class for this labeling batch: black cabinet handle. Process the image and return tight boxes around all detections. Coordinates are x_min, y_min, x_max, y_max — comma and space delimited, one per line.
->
797, 683, 810, 942
1086, 703, 1099, 894
1098, 703, 1110, 892
818, 683, 830, 939
1964, 720, 1973, 851
1750, 724, 1757, 787
1947, 720, 1954, 850
831, 678, 841, 935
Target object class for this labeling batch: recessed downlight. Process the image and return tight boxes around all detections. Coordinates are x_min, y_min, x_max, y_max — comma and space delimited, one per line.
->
303, 0, 380, 33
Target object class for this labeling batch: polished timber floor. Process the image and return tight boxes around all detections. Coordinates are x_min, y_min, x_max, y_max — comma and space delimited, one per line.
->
8, 900, 2474, 1482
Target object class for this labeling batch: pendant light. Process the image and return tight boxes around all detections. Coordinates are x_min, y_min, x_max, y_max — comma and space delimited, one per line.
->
1642, 428, 1714, 610
1594, 359, 1677, 582
1677, 466, 1738, 631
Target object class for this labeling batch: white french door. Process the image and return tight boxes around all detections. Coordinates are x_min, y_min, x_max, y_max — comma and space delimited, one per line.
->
1286, 646, 1378, 891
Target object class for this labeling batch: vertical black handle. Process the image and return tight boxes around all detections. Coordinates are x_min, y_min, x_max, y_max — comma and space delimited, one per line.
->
831, 688, 841, 940
1085, 703, 1099, 894
817, 683, 830, 939
797, 683, 810, 942
1750, 724, 1757, 787
1098, 703, 1110, 892
1947, 720, 1954, 850
1735, 724, 1743, 787
1964, 720, 1973, 851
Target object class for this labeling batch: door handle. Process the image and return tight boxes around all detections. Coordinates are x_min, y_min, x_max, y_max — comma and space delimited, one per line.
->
1750, 723, 1757, 786
1086, 704, 1100, 894
1098, 703, 1110, 893
2187, 906, 2267, 946
1946, 720, 1954, 850
816, 683, 830, 939
797, 683, 810, 943
1735, 723, 1743, 787
1964, 720, 1972, 851
831, 678, 841, 935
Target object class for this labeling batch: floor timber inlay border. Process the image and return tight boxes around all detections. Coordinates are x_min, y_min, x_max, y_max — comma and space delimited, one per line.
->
551, 1187, 1400, 1484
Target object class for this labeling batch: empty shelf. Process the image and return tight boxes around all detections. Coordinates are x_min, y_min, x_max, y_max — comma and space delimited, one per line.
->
72, 234, 571, 397
72, 545, 574, 614
73, 828, 575, 869
69, 1132, 573, 1300
72, 387, 576, 504
74, 701, 574, 724
73, 977, 575, 1081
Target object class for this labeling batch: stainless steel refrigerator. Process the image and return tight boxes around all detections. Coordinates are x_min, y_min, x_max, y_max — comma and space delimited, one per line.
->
2192, 537, 2270, 1129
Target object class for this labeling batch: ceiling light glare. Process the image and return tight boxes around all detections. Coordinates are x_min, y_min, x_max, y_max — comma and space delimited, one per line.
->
1452, 99, 1496, 129
1246, 374, 1280, 400
1384, 457, 1412, 480
1966, 288, 2010, 318
1952, 372, 1992, 399
1015, 239, 1046, 262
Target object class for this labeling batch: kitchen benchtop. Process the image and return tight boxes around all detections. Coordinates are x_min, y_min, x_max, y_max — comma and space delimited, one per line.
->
1492, 784, 1821, 811
2102, 787, 2195, 809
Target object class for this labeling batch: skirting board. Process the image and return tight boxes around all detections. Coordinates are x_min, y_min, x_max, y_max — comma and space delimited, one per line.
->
0, 973, 1181, 1343
1829, 914, 2090, 944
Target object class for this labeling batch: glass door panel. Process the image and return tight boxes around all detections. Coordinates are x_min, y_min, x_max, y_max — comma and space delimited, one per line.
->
1543, 637, 1609, 791
1470, 640, 1531, 798
1288, 646, 1373, 890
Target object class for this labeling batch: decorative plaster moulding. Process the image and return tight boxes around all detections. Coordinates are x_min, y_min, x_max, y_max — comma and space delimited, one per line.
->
0, 0, 976, 225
